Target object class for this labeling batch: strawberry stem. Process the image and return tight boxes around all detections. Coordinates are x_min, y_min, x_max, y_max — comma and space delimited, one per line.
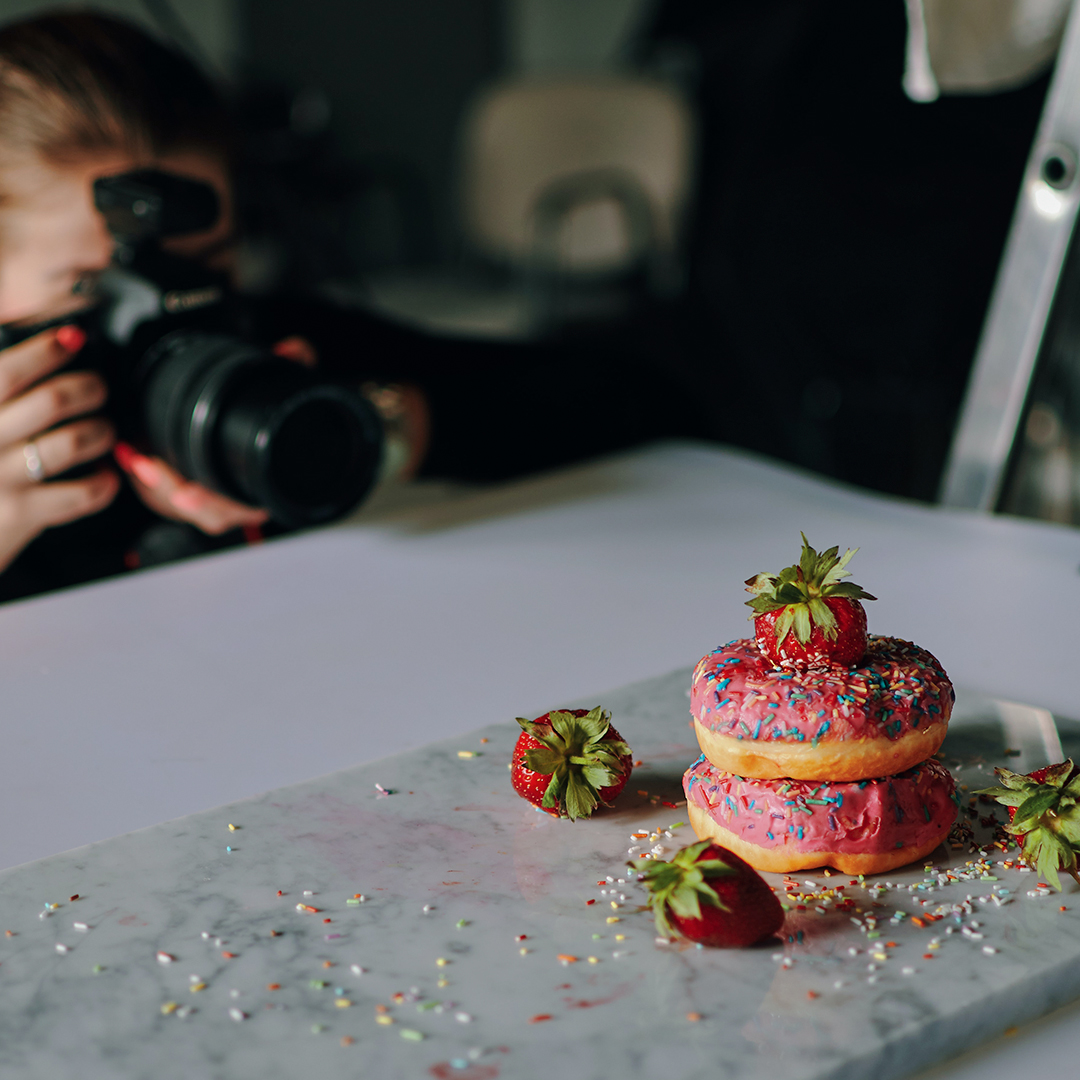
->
976, 759, 1080, 890
745, 534, 876, 644
516, 707, 630, 820
634, 840, 735, 938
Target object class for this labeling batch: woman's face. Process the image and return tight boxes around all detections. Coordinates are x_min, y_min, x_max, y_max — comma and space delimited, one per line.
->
0, 147, 232, 326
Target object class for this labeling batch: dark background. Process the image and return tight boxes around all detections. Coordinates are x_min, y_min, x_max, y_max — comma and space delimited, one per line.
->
0, 0, 1072, 523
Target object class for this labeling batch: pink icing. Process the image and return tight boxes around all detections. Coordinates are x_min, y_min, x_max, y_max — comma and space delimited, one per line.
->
690, 636, 953, 748
684, 755, 958, 855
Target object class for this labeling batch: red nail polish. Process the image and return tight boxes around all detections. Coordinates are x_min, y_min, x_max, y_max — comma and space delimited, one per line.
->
112, 442, 136, 471
55, 325, 87, 353
115, 445, 159, 488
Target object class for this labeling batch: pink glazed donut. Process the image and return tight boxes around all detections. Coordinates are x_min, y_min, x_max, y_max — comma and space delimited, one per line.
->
683, 754, 958, 874
690, 636, 954, 782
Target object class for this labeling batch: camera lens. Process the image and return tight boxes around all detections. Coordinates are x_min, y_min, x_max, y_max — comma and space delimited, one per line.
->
218, 377, 382, 524
267, 398, 362, 508
139, 331, 382, 527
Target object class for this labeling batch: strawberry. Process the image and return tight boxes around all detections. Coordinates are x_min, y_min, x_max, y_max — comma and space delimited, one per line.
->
636, 840, 784, 947
511, 707, 632, 820
745, 533, 876, 668
976, 760, 1080, 889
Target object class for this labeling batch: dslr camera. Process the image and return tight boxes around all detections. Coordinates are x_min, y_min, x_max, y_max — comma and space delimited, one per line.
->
0, 169, 383, 528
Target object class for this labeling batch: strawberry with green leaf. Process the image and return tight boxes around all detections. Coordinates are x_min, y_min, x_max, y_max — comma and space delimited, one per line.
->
745, 533, 877, 668
976, 760, 1080, 890
511, 707, 632, 820
636, 840, 784, 947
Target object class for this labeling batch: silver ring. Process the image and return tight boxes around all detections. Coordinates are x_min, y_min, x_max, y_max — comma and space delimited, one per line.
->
23, 442, 45, 483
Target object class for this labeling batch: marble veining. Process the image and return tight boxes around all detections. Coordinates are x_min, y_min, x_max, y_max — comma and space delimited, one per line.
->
0, 668, 1078, 1080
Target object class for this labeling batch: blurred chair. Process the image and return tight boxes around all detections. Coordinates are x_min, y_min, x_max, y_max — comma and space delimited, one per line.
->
350, 74, 694, 341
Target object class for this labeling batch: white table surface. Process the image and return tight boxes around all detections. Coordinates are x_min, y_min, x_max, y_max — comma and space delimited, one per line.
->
1, 440, 1078, 1078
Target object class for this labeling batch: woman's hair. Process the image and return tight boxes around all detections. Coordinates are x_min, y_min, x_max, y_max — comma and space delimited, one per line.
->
0, 11, 232, 164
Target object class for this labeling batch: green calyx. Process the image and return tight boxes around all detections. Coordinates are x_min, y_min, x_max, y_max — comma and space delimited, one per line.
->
633, 840, 736, 939
744, 532, 876, 645
976, 760, 1080, 890
516, 707, 630, 821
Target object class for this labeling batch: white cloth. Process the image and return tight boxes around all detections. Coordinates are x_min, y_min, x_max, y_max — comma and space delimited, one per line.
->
903, 0, 1071, 101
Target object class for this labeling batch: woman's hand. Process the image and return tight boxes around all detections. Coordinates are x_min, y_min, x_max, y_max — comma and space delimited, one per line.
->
113, 443, 268, 536
0, 325, 119, 573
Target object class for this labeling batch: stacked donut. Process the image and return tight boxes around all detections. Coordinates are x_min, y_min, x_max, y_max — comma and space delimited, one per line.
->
683, 538, 958, 875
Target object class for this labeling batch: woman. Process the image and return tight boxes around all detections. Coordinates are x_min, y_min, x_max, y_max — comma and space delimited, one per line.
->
0, 13, 307, 597
0, 12, 684, 601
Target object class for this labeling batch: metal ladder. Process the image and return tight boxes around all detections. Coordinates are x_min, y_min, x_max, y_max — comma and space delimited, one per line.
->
940, 0, 1080, 512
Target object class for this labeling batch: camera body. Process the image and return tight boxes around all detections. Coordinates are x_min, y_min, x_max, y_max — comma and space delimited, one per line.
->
2, 169, 384, 529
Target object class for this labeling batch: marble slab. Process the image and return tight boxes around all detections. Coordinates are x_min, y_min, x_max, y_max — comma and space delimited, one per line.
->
1, 668, 1079, 1080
